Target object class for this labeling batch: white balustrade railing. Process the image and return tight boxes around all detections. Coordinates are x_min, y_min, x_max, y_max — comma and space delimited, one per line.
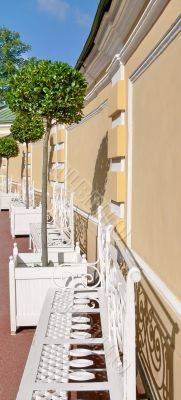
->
0, 174, 12, 192
15, 205, 141, 400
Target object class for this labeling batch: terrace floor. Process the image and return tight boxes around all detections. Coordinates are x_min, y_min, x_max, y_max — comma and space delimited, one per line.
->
0, 210, 35, 400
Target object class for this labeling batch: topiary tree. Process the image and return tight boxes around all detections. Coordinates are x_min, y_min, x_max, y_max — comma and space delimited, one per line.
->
0, 27, 31, 102
11, 113, 44, 208
0, 137, 19, 193
8, 60, 87, 266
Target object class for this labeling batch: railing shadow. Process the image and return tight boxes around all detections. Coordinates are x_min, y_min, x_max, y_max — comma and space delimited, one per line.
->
136, 277, 179, 400
113, 236, 179, 400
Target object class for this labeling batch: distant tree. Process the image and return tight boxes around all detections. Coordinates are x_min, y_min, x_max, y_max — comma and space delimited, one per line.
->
11, 113, 44, 208
0, 137, 19, 193
0, 27, 31, 102
8, 59, 87, 266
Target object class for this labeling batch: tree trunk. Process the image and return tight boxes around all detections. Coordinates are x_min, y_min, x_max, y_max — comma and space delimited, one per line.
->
6, 158, 9, 193
26, 142, 29, 209
41, 119, 51, 267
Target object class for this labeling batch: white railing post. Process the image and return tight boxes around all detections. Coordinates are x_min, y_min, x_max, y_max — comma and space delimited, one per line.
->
70, 192, 74, 246
11, 206, 15, 239
123, 267, 141, 400
75, 241, 80, 254
9, 255, 17, 335
32, 181, 35, 208
13, 243, 18, 258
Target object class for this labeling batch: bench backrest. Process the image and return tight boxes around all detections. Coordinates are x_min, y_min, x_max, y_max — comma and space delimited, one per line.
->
96, 206, 141, 400
50, 186, 74, 245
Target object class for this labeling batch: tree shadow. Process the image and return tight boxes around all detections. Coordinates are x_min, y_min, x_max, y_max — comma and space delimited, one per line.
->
21, 150, 25, 180
90, 133, 110, 215
48, 150, 54, 181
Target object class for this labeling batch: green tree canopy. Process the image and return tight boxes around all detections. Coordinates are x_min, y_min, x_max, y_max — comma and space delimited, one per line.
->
7, 59, 87, 124
0, 136, 19, 193
10, 112, 44, 143
10, 112, 44, 208
0, 136, 19, 159
7, 59, 87, 266
0, 27, 31, 102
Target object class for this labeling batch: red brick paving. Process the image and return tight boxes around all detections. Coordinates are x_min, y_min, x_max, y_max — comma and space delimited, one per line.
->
0, 211, 35, 400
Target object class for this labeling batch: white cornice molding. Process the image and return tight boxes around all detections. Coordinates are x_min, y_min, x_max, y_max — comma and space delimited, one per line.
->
68, 100, 108, 132
131, 250, 181, 319
130, 17, 181, 82
83, 0, 170, 104
119, 0, 169, 64
0, 124, 11, 128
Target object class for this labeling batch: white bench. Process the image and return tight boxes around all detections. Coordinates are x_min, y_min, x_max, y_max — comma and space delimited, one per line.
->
16, 221, 141, 400
29, 222, 74, 253
29, 190, 74, 253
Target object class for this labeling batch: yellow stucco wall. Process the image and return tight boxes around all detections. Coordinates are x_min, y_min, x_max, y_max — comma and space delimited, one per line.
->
67, 84, 112, 215
130, 34, 181, 299
122, 3, 181, 397
124, 0, 181, 300
31, 140, 43, 191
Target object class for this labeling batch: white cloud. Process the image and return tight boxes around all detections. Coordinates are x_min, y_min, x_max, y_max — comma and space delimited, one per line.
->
75, 9, 92, 28
37, 0, 92, 28
38, 0, 70, 20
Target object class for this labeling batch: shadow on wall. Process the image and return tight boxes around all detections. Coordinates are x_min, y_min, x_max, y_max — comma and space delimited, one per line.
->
21, 150, 25, 180
90, 132, 110, 215
136, 277, 179, 400
48, 150, 54, 181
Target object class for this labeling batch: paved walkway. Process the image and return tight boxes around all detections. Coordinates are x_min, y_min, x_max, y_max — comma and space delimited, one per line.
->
0, 211, 35, 400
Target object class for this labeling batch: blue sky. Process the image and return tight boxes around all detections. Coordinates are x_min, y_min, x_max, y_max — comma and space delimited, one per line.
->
1, 0, 99, 66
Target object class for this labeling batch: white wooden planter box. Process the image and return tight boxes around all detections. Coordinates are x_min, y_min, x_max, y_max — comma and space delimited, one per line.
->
0, 191, 19, 211
10, 205, 41, 237
9, 248, 87, 334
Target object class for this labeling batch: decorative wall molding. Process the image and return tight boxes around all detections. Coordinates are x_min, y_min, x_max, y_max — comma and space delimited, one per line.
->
83, 0, 169, 105
130, 17, 181, 82
133, 250, 181, 319
68, 100, 108, 132
0, 124, 11, 128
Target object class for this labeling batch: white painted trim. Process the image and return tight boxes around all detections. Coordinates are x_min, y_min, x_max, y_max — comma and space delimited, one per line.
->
112, 113, 125, 128
69, 100, 107, 131
127, 79, 133, 248
64, 128, 68, 192
112, 64, 124, 86
131, 250, 181, 318
119, 0, 170, 64
111, 201, 125, 218
83, 0, 169, 105
130, 17, 181, 82
0, 124, 11, 128
126, 18, 181, 316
